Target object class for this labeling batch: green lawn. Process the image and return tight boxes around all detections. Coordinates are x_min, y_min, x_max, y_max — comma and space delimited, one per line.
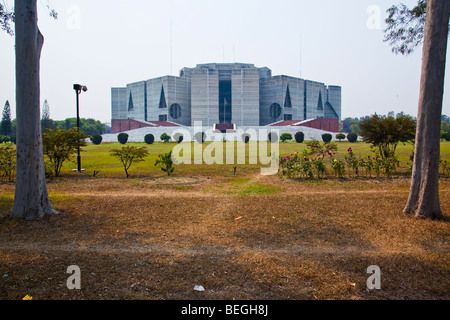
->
58, 141, 450, 178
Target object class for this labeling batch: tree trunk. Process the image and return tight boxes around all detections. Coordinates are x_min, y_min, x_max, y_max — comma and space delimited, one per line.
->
12, 0, 56, 220
404, 0, 450, 220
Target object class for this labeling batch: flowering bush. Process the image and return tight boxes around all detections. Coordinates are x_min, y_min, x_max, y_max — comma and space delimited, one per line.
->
383, 154, 400, 177
312, 157, 326, 179
306, 140, 338, 160
280, 153, 297, 178
280, 146, 403, 180
344, 147, 360, 177
361, 155, 374, 177
280, 151, 314, 179
330, 157, 346, 178
361, 149, 399, 177
299, 155, 314, 179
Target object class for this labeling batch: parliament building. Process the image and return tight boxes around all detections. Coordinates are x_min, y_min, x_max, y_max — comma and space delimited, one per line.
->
111, 63, 341, 133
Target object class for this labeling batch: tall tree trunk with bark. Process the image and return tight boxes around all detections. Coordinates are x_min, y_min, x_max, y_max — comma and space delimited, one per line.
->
404, 0, 450, 220
12, 0, 56, 220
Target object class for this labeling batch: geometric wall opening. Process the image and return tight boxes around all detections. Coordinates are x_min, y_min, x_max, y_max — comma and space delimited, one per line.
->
270, 103, 282, 121
169, 103, 182, 119
284, 85, 292, 108
159, 85, 167, 109
317, 92, 323, 111
128, 92, 134, 111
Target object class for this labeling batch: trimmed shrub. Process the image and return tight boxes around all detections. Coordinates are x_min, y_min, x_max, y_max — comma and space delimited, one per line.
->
322, 133, 332, 143
90, 134, 103, 145
280, 133, 293, 142
347, 132, 358, 143
242, 133, 250, 144
195, 132, 206, 144
174, 133, 184, 144
445, 133, 450, 142
336, 133, 346, 142
295, 132, 305, 143
268, 132, 278, 143
160, 133, 171, 143
144, 134, 155, 144
118, 133, 129, 145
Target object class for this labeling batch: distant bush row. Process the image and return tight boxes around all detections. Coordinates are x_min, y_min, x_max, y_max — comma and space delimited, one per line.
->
90, 131, 360, 145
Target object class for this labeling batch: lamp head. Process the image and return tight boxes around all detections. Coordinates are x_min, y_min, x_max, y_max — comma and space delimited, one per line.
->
73, 84, 88, 92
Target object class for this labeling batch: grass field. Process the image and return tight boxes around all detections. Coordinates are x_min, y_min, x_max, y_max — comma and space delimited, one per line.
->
57, 141, 450, 178
0, 141, 449, 300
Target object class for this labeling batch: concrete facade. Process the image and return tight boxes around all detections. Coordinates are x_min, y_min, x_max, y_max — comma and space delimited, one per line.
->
111, 62, 341, 133
231, 67, 260, 127
146, 76, 191, 126
259, 76, 305, 126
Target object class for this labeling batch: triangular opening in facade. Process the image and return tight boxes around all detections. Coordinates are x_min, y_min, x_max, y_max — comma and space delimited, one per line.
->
159, 85, 167, 109
284, 85, 292, 108
317, 92, 324, 110
128, 92, 134, 111
324, 101, 339, 118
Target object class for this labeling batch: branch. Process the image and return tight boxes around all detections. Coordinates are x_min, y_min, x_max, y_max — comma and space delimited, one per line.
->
0, 3, 14, 35
0, 2, 57, 36
383, 0, 449, 55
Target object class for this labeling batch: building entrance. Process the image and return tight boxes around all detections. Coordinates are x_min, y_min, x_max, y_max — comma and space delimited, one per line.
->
219, 80, 232, 124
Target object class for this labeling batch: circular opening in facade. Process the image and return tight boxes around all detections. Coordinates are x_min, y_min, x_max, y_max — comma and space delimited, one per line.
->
270, 103, 282, 120
169, 103, 182, 119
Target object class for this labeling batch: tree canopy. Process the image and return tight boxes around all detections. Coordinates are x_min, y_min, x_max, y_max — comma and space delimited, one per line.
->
1, 101, 12, 137
42, 128, 90, 177
53, 118, 106, 136
384, 0, 449, 55
359, 114, 416, 159
41, 99, 52, 132
0, 3, 14, 35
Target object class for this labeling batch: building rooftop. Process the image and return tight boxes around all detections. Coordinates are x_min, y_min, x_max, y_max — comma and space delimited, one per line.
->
194, 62, 257, 69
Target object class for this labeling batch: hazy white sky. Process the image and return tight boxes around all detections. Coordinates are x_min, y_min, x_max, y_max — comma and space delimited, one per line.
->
0, 0, 448, 124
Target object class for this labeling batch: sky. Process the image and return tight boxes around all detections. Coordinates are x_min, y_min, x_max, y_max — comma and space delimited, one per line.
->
0, 0, 449, 124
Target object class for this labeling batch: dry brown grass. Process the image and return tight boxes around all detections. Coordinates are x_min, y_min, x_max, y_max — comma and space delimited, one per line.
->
0, 174, 449, 300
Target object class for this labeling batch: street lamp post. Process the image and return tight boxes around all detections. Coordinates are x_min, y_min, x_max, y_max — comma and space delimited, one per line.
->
73, 84, 88, 173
